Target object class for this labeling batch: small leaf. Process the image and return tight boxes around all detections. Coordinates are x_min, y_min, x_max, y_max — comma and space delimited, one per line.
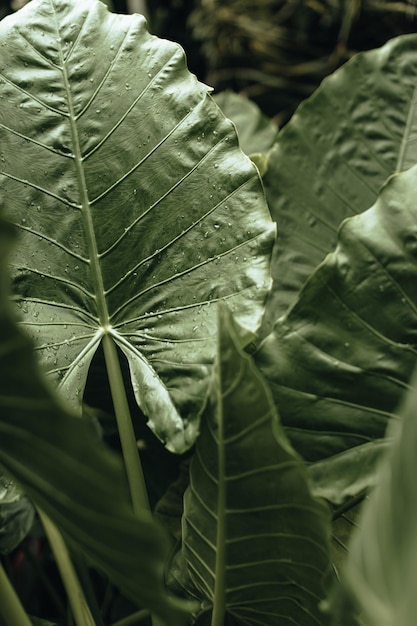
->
213, 90, 278, 156
175, 304, 332, 625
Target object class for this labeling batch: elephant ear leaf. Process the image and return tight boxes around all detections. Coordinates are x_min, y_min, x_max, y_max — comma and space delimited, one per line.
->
261, 34, 417, 335
255, 164, 417, 495
0, 0, 274, 452
173, 304, 332, 626
0, 217, 189, 625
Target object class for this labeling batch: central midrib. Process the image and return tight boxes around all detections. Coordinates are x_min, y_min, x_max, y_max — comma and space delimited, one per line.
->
58, 35, 110, 330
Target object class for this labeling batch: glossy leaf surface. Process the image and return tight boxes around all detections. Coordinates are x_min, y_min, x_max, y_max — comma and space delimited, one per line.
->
345, 371, 417, 626
261, 34, 417, 335
0, 0, 274, 452
175, 305, 331, 625
256, 165, 417, 464
0, 219, 188, 625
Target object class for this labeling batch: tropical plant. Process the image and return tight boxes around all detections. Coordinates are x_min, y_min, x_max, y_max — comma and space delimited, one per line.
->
1, 1, 417, 626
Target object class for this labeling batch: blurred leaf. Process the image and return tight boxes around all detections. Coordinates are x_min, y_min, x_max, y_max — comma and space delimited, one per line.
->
1, 0, 274, 453
345, 370, 417, 626
174, 304, 332, 625
0, 474, 35, 554
0, 217, 189, 625
261, 34, 417, 336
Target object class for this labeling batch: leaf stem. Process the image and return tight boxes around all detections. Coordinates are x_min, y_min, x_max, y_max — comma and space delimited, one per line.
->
211, 354, 227, 626
111, 609, 150, 626
102, 332, 151, 518
38, 508, 96, 626
102, 334, 164, 626
74, 552, 105, 626
0, 560, 32, 626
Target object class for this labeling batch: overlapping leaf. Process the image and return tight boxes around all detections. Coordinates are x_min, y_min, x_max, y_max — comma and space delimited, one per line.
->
174, 305, 332, 625
213, 90, 278, 157
0, 218, 189, 625
261, 34, 417, 336
0, 0, 274, 452
345, 370, 417, 626
256, 164, 417, 467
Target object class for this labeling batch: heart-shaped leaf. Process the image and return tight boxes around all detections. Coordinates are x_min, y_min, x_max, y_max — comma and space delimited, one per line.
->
174, 305, 332, 625
261, 34, 417, 336
0, 0, 274, 452
0, 217, 189, 625
256, 164, 417, 467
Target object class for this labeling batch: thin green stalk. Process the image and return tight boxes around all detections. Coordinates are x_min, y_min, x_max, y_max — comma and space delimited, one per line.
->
38, 509, 96, 626
211, 359, 227, 626
102, 333, 163, 626
111, 608, 150, 626
0, 560, 32, 626
74, 552, 105, 626
102, 332, 151, 519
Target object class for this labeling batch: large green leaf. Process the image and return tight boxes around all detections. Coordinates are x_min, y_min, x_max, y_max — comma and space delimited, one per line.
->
261, 34, 417, 336
0, 0, 274, 452
0, 217, 189, 625
256, 164, 417, 468
174, 305, 332, 625
344, 371, 417, 626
